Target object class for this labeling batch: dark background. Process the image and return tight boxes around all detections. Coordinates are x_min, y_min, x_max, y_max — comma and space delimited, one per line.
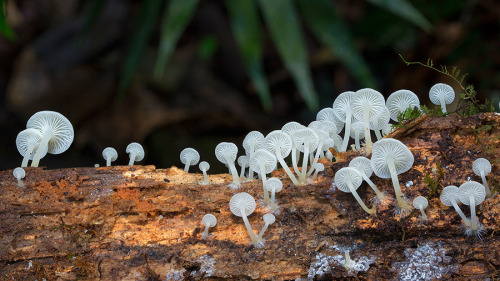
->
1, 0, 499, 171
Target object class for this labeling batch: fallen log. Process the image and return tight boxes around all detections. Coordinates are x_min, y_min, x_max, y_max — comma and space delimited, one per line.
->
1, 113, 499, 280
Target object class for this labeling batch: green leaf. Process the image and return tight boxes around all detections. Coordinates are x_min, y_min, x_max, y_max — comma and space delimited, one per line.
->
258, 0, 319, 111
0, 0, 16, 41
226, 0, 272, 111
367, 0, 432, 32
118, 0, 162, 97
154, 0, 199, 79
297, 0, 376, 88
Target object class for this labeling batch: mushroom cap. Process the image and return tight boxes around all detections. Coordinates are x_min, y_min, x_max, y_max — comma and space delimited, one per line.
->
369, 106, 390, 131
316, 108, 344, 131
26, 111, 74, 154
237, 155, 249, 167
386, 89, 420, 121
180, 148, 200, 165
229, 192, 256, 217
263, 213, 276, 225
126, 142, 145, 161
314, 163, 325, 172
311, 120, 338, 135
440, 185, 460, 206
349, 121, 365, 139
351, 88, 385, 121
334, 167, 363, 193
199, 161, 210, 171
332, 91, 355, 121
413, 196, 428, 209
202, 214, 217, 227
349, 156, 373, 177
381, 123, 394, 136
331, 134, 343, 151
472, 158, 491, 176
265, 130, 292, 158
242, 131, 264, 153
458, 181, 486, 206
292, 128, 319, 152
264, 177, 283, 193
321, 138, 334, 151
16, 128, 47, 160
249, 149, 277, 174
429, 83, 455, 106
281, 121, 305, 136
371, 138, 414, 178
13, 167, 25, 179
102, 147, 118, 162
215, 142, 238, 164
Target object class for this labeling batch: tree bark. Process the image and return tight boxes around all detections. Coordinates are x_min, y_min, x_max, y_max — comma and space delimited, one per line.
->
1, 113, 499, 280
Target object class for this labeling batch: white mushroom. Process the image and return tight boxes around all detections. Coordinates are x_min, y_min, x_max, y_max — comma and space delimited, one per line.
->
311, 163, 324, 180
440, 185, 470, 227
349, 121, 365, 150
27, 111, 74, 167
386, 89, 420, 121
242, 131, 265, 179
316, 107, 344, 132
369, 106, 390, 141
16, 128, 47, 167
201, 214, 217, 239
265, 130, 299, 185
229, 192, 260, 244
292, 128, 319, 184
180, 148, 200, 173
371, 138, 414, 212
126, 142, 145, 165
349, 156, 387, 204
429, 83, 455, 113
215, 142, 240, 189
13, 167, 25, 188
102, 147, 118, 167
258, 213, 276, 241
412, 196, 429, 221
264, 177, 283, 211
199, 161, 210, 185
351, 88, 385, 151
458, 181, 486, 234
472, 158, 492, 197
237, 155, 249, 178
281, 122, 305, 175
249, 149, 277, 202
335, 167, 376, 214
332, 91, 355, 152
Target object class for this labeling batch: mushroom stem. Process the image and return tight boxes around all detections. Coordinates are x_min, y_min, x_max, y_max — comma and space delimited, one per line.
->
201, 170, 209, 184
299, 139, 310, 183
450, 199, 471, 227
128, 151, 138, 165
17, 178, 24, 188
270, 190, 277, 211
224, 155, 240, 187
183, 161, 191, 172
202, 224, 211, 238
372, 119, 382, 140
258, 222, 270, 240
259, 165, 270, 202
248, 149, 255, 179
31, 131, 52, 167
469, 194, 477, 231
354, 135, 360, 150
360, 174, 385, 201
347, 180, 376, 214
480, 171, 492, 197
106, 157, 112, 167
387, 156, 412, 211
306, 141, 323, 177
439, 95, 447, 113
340, 109, 352, 152
362, 106, 373, 151
276, 155, 299, 185
240, 207, 259, 243
21, 143, 37, 167
291, 148, 301, 175
418, 207, 428, 221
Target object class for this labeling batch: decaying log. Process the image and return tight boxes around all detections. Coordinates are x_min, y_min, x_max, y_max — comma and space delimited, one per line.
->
1, 113, 499, 280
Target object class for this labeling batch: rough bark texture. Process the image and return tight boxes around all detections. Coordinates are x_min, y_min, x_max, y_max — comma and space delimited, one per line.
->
1, 113, 499, 280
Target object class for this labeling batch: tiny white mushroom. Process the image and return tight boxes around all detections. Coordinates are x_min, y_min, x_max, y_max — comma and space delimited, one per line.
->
238, 155, 249, 178
281, 122, 306, 175
264, 177, 283, 211
249, 149, 277, 202
472, 158, 492, 197
351, 88, 385, 151
265, 130, 299, 185
292, 128, 319, 184
333, 91, 356, 152
316, 107, 344, 132
412, 196, 429, 221
13, 167, 26, 188
242, 131, 265, 179
349, 156, 387, 204
201, 214, 217, 239
349, 121, 365, 150
440, 185, 470, 227
199, 161, 210, 185
180, 148, 200, 173
311, 163, 324, 180
229, 192, 260, 244
16, 128, 47, 167
258, 213, 276, 240
344, 250, 355, 271
429, 83, 455, 113
215, 142, 240, 189
386, 89, 420, 121
126, 142, 145, 165
369, 106, 390, 141
335, 167, 376, 214
102, 147, 118, 167
27, 111, 74, 167
458, 181, 486, 234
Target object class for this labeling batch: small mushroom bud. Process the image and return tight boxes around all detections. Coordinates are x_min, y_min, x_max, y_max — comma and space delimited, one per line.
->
102, 147, 118, 167
264, 178, 283, 211
412, 196, 428, 221
257, 213, 276, 241
201, 214, 217, 239
199, 161, 210, 185
472, 158, 492, 197
180, 148, 200, 173
126, 142, 145, 166
13, 167, 25, 188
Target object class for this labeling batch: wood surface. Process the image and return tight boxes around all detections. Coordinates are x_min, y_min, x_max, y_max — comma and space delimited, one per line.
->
1, 113, 499, 280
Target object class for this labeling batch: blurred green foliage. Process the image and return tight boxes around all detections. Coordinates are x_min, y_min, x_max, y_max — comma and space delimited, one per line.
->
0, 0, 16, 41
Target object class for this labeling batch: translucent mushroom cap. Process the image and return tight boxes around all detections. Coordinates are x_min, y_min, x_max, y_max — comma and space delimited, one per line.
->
371, 138, 414, 178
458, 181, 486, 206
202, 214, 217, 227
386, 89, 420, 121
199, 161, 210, 171
16, 128, 47, 159
472, 158, 491, 176
229, 192, 256, 217
281, 121, 305, 136
265, 130, 292, 158
312, 120, 338, 135
316, 108, 344, 130
102, 147, 118, 162
249, 149, 277, 174
429, 83, 455, 106
292, 128, 319, 152
334, 167, 363, 193
242, 131, 264, 153
264, 177, 283, 193
26, 111, 74, 154
381, 123, 394, 136
331, 134, 343, 151
126, 142, 145, 161
332, 91, 355, 121
314, 163, 325, 172
13, 167, 25, 179
349, 156, 373, 177
413, 196, 428, 209
263, 213, 276, 225
322, 138, 334, 151
215, 142, 238, 164
349, 121, 365, 139
440, 185, 460, 206
369, 106, 390, 131
237, 155, 249, 167
351, 88, 385, 121
180, 148, 200, 165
